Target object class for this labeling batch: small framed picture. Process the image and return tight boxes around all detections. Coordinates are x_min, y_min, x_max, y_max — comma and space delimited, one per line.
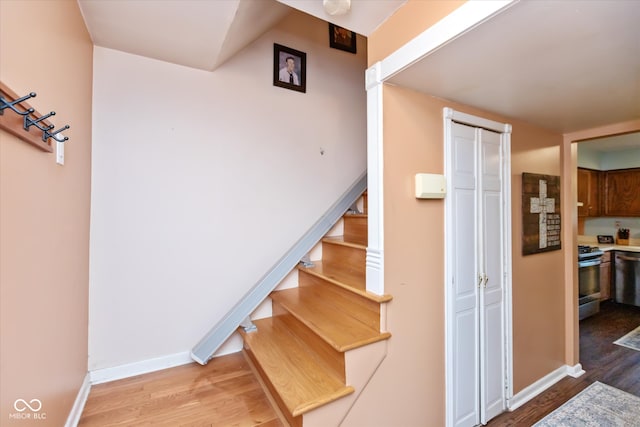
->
273, 43, 306, 93
329, 23, 356, 54
597, 235, 614, 244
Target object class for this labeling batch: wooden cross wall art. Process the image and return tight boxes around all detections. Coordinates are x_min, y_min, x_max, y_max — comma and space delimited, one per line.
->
522, 172, 561, 255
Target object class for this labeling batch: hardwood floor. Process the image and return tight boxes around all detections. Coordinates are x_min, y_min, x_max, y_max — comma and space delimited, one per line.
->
79, 352, 283, 426
80, 302, 640, 426
488, 301, 640, 426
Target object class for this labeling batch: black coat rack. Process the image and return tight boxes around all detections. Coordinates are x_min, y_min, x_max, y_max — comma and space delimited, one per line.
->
0, 81, 70, 152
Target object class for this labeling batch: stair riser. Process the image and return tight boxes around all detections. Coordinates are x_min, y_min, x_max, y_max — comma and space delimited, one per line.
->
271, 305, 346, 382
321, 241, 365, 282
298, 270, 380, 331
361, 192, 367, 214
343, 215, 367, 246
302, 340, 387, 427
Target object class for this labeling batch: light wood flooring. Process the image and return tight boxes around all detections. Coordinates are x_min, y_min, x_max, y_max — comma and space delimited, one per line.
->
79, 352, 282, 426
80, 301, 640, 426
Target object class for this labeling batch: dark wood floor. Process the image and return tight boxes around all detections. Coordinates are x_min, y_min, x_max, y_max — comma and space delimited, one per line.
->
488, 301, 640, 426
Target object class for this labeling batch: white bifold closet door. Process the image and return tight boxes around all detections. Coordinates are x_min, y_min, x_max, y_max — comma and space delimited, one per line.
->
451, 122, 505, 427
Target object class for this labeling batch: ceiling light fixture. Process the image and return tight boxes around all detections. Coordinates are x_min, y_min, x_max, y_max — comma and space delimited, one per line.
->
323, 0, 351, 16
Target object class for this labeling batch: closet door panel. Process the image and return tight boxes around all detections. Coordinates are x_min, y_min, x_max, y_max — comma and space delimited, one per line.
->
482, 301, 505, 420
479, 129, 505, 423
447, 117, 509, 427
452, 189, 478, 427
451, 123, 480, 427
454, 309, 479, 427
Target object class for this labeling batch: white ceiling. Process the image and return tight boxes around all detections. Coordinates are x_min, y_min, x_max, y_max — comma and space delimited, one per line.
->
77, 0, 293, 70
78, 0, 639, 147
276, 0, 406, 36
388, 0, 640, 135
77, 0, 405, 71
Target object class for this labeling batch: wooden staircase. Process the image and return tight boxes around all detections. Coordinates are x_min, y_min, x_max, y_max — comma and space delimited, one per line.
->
239, 192, 392, 426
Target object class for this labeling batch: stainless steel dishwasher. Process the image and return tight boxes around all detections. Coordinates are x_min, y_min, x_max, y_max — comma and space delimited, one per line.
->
614, 251, 640, 307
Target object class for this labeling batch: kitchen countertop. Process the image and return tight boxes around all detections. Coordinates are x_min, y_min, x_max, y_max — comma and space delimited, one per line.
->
598, 245, 640, 253
578, 235, 640, 253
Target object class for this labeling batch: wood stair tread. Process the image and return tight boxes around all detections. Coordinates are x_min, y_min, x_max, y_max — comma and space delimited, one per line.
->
322, 235, 366, 250
271, 287, 391, 351
240, 316, 354, 417
299, 261, 392, 303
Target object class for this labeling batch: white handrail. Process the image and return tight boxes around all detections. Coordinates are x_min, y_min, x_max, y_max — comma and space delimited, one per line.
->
190, 172, 367, 365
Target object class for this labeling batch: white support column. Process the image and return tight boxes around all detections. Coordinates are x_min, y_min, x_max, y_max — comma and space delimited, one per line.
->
365, 62, 384, 296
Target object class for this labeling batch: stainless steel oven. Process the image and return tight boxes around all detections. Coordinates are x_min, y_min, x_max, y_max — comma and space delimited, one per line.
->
578, 245, 604, 320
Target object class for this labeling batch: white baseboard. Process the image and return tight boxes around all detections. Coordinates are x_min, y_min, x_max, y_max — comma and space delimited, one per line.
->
65, 373, 91, 427
89, 351, 193, 385
508, 364, 581, 411
90, 338, 245, 385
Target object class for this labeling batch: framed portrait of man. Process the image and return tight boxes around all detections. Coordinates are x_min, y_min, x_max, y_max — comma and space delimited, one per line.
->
273, 43, 306, 93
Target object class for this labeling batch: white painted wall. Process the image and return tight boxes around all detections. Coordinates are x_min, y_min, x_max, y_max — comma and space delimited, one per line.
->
89, 10, 367, 370
583, 217, 640, 239
601, 148, 640, 170
577, 146, 640, 170
576, 145, 601, 169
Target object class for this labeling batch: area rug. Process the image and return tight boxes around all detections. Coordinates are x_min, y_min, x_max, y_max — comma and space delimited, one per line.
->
614, 325, 640, 352
533, 382, 640, 426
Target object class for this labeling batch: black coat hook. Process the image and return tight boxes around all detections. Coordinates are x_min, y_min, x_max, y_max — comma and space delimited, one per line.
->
1, 86, 70, 147
0, 92, 36, 116
43, 125, 70, 143
24, 111, 55, 132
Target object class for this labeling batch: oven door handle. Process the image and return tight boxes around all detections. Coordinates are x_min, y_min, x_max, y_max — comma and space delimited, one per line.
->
579, 259, 601, 268
617, 255, 640, 262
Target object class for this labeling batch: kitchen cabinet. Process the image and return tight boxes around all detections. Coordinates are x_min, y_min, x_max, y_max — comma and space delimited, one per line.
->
578, 168, 601, 217
603, 168, 640, 216
600, 251, 612, 301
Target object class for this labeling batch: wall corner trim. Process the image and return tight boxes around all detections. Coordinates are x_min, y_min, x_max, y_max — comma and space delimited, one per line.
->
365, 62, 382, 91
89, 351, 193, 385
64, 373, 91, 427
507, 364, 579, 412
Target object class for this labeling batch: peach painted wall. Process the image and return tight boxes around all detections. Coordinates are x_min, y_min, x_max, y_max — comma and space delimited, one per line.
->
343, 85, 565, 426
510, 120, 566, 392
0, 1, 92, 426
367, 0, 465, 65
344, 85, 447, 426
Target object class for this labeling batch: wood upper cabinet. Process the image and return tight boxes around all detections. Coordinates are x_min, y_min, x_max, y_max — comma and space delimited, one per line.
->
577, 168, 601, 217
603, 168, 640, 216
